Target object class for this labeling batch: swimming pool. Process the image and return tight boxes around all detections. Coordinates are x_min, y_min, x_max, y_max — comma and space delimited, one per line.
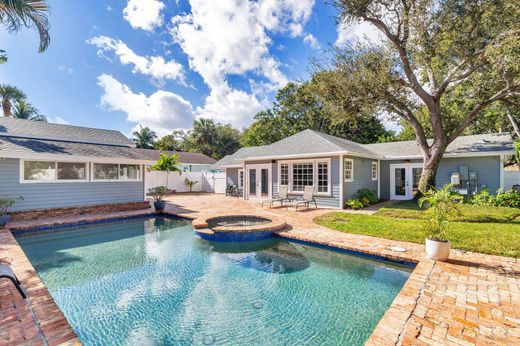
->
16, 216, 412, 345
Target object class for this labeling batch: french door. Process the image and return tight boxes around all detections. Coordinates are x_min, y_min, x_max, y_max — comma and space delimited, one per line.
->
390, 164, 423, 200
246, 164, 271, 199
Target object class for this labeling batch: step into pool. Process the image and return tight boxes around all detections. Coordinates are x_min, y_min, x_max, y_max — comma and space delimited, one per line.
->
16, 216, 412, 345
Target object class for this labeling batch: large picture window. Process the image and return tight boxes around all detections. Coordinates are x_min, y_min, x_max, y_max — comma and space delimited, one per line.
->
279, 159, 331, 195
23, 160, 87, 182
292, 163, 314, 192
93, 163, 141, 181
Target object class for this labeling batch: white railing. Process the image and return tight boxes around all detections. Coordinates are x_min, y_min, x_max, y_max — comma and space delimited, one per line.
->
145, 171, 226, 193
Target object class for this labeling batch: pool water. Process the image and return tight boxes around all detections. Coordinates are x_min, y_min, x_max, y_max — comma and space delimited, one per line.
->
16, 216, 412, 345
207, 216, 271, 228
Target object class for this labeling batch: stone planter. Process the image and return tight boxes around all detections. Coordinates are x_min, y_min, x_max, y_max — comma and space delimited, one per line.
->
0, 214, 10, 228
425, 238, 451, 261
154, 201, 166, 212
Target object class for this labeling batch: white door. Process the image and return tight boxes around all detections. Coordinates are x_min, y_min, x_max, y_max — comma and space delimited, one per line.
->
390, 164, 423, 200
246, 164, 271, 199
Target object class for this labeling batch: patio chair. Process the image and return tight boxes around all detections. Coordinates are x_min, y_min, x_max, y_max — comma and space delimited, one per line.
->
0, 264, 26, 299
285, 186, 318, 211
261, 185, 290, 208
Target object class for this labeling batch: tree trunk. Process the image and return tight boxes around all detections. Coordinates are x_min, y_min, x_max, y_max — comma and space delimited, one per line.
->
2, 99, 11, 117
417, 150, 444, 196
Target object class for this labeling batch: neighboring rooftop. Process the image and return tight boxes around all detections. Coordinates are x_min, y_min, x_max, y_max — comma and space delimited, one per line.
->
0, 117, 134, 147
134, 148, 217, 165
365, 133, 514, 158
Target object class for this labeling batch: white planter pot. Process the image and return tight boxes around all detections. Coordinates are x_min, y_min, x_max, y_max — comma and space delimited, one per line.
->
425, 238, 451, 261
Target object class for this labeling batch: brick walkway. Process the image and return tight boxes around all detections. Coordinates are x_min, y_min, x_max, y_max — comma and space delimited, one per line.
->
1, 193, 519, 345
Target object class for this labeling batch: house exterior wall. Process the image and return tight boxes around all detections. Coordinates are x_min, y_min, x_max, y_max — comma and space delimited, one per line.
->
379, 156, 502, 200
0, 158, 145, 211
266, 156, 341, 209
342, 156, 379, 203
225, 167, 239, 186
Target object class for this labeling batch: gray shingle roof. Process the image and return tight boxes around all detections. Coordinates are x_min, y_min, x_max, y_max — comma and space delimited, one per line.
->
0, 117, 134, 146
0, 135, 217, 164
215, 130, 514, 166
214, 146, 269, 167
365, 133, 514, 157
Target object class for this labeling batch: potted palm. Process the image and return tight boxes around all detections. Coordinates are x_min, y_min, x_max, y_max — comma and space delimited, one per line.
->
0, 196, 23, 227
419, 184, 462, 261
148, 186, 170, 212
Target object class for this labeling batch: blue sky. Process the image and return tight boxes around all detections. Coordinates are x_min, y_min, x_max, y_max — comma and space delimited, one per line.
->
0, 0, 368, 137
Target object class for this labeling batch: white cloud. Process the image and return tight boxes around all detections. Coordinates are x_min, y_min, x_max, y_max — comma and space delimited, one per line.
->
303, 33, 320, 49
169, 0, 314, 126
335, 21, 385, 47
58, 65, 74, 75
88, 36, 185, 85
48, 116, 69, 125
123, 0, 165, 32
97, 74, 195, 135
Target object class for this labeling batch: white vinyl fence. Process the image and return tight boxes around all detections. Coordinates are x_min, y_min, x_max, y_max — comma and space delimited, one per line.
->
145, 171, 227, 194
504, 170, 520, 191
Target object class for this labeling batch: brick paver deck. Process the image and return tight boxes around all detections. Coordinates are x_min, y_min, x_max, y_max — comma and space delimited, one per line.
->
1, 193, 519, 345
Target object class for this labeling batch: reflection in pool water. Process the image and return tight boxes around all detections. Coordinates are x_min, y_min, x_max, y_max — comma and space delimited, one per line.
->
16, 216, 412, 346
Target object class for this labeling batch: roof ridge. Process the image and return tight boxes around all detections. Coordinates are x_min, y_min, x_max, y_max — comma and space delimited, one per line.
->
0, 116, 124, 134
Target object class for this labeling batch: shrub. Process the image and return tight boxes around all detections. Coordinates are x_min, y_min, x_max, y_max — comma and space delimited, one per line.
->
356, 188, 378, 204
469, 189, 493, 206
148, 186, 170, 202
419, 184, 463, 242
494, 189, 520, 208
346, 199, 364, 210
0, 196, 23, 215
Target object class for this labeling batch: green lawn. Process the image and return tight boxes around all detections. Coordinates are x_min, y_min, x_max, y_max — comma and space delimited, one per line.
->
374, 201, 520, 223
314, 210, 520, 258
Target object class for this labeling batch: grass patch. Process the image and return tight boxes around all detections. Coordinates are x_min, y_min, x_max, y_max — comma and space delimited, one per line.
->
375, 201, 520, 223
315, 212, 520, 258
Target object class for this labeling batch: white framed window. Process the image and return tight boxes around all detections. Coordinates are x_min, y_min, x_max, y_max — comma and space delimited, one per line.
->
280, 163, 289, 186
21, 160, 88, 183
317, 161, 329, 193
238, 169, 244, 189
371, 161, 378, 181
278, 159, 331, 195
92, 163, 141, 182
344, 158, 354, 182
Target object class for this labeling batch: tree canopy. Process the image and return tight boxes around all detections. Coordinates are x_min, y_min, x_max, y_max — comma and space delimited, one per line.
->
133, 126, 157, 149
241, 81, 393, 147
330, 0, 520, 192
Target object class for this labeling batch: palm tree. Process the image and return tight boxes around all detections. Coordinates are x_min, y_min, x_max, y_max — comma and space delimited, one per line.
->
0, 84, 26, 117
13, 100, 46, 121
151, 153, 182, 188
0, 0, 51, 53
192, 118, 217, 157
133, 125, 157, 149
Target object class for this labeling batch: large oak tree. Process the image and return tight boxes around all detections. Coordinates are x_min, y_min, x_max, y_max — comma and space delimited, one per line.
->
331, 0, 520, 193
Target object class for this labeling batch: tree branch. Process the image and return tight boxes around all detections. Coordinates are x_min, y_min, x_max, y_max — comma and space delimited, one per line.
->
448, 88, 512, 142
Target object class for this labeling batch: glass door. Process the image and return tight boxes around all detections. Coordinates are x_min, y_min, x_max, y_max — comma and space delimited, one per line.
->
246, 165, 271, 199
390, 164, 423, 200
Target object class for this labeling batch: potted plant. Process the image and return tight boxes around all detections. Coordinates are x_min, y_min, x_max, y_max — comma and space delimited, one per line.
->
184, 178, 199, 192
0, 196, 23, 227
419, 184, 462, 261
148, 186, 170, 212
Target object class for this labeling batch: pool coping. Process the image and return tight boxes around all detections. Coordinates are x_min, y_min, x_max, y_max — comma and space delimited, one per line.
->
3, 208, 429, 346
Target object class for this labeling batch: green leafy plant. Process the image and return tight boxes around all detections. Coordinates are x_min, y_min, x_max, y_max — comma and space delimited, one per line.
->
346, 199, 364, 210
356, 188, 378, 204
469, 189, 494, 206
0, 196, 23, 215
494, 189, 520, 208
419, 184, 463, 242
148, 186, 170, 202
184, 178, 199, 192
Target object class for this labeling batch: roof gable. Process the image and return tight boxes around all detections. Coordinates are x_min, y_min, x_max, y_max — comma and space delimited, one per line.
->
0, 117, 134, 146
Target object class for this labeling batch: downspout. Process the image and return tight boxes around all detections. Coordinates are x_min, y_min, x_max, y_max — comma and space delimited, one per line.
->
377, 159, 381, 199
500, 155, 505, 190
